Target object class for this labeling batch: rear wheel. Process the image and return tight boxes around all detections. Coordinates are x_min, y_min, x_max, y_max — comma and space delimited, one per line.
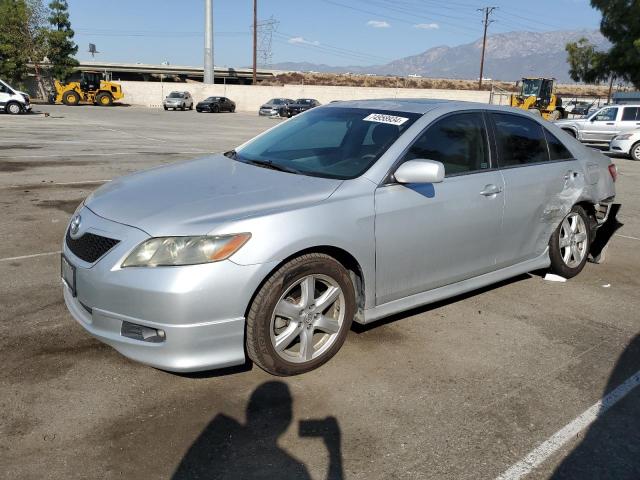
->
631, 142, 640, 161
230, 105, 236, 113
549, 205, 591, 279
246, 253, 355, 376
6, 102, 21, 114
62, 91, 80, 106
96, 92, 113, 106
189, 104, 193, 110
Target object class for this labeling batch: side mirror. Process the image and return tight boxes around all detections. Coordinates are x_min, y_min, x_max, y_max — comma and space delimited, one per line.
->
394, 159, 445, 184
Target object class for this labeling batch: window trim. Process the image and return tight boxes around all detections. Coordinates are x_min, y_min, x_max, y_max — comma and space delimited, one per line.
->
382, 109, 496, 185
488, 111, 575, 169
542, 128, 576, 163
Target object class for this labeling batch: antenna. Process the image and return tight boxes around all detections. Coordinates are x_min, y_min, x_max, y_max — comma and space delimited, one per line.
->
88, 43, 99, 57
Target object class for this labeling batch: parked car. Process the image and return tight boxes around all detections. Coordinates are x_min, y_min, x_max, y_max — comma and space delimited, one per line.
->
564, 100, 593, 117
62, 99, 616, 376
0, 78, 31, 114
259, 98, 294, 116
555, 104, 640, 146
196, 96, 236, 113
163, 91, 193, 111
281, 98, 321, 117
610, 129, 640, 161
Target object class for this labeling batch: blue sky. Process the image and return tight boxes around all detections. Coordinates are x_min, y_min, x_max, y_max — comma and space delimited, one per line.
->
69, 0, 602, 67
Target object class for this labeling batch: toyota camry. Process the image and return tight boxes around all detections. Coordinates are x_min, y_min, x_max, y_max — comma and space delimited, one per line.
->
62, 99, 616, 376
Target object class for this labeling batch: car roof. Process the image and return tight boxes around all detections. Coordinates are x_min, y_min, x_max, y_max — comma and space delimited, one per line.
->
323, 98, 472, 114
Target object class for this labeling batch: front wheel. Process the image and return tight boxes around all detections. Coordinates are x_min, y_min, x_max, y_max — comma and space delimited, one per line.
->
6, 102, 21, 114
630, 142, 640, 161
549, 205, 591, 279
246, 253, 355, 376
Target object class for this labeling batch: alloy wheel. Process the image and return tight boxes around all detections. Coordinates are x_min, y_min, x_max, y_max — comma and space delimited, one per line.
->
270, 274, 345, 363
559, 212, 588, 268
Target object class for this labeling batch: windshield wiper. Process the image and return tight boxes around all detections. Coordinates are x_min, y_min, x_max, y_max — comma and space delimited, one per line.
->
244, 159, 302, 175
224, 149, 238, 159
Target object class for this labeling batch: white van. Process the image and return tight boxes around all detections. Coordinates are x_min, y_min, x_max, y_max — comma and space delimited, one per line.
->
0, 79, 32, 114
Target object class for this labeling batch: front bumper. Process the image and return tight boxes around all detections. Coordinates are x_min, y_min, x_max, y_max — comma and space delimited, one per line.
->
259, 108, 279, 116
62, 206, 278, 372
609, 138, 634, 155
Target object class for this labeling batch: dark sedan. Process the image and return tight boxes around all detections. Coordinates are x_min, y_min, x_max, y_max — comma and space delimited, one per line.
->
282, 98, 321, 117
196, 96, 236, 113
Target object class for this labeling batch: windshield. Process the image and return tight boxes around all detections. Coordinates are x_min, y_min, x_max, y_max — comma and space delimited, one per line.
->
296, 99, 313, 104
269, 99, 285, 105
521, 79, 542, 97
235, 107, 420, 179
169, 92, 184, 98
206, 97, 220, 101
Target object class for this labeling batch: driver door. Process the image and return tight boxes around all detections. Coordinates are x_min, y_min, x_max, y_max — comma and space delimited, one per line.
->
582, 106, 620, 143
374, 112, 505, 305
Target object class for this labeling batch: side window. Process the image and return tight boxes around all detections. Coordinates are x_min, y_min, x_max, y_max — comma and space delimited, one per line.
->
622, 107, 639, 121
492, 113, 549, 166
544, 129, 573, 161
0, 83, 9, 94
402, 113, 490, 176
593, 107, 618, 122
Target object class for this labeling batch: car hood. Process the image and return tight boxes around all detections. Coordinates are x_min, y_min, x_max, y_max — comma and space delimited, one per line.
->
85, 155, 342, 236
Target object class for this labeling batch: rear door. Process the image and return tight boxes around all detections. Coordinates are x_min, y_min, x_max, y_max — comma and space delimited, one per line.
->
619, 106, 640, 134
374, 112, 505, 305
491, 112, 582, 266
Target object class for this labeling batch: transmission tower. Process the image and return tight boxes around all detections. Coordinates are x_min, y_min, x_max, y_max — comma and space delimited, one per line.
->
255, 16, 279, 68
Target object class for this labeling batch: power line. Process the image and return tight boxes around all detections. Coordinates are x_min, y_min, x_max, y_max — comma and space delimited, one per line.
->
478, 6, 497, 89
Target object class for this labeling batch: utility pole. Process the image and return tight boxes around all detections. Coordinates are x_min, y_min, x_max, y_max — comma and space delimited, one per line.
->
477, 6, 497, 90
253, 0, 257, 85
204, 0, 214, 84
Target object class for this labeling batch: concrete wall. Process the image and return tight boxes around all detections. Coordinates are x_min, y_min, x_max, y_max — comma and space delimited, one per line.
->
118, 80, 491, 111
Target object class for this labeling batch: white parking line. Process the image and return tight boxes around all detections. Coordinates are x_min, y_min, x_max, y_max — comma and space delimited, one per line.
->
0, 251, 61, 262
495, 369, 640, 480
615, 234, 640, 241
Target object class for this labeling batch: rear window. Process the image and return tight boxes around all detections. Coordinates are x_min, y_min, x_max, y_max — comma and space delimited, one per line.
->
492, 113, 549, 166
169, 92, 184, 98
544, 130, 573, 161
622, 107, 640, 121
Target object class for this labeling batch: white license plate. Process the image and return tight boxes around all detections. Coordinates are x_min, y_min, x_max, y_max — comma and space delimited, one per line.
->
61, 255, 76, 296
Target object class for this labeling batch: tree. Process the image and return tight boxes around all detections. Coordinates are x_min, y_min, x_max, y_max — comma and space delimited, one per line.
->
47, 0, 78, 81
565, 38, 608, 84
590, 0, 640, 88
0, 0, 31, 84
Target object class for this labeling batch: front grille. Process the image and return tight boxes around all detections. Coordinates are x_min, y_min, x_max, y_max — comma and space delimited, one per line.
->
66, 229, 120, 263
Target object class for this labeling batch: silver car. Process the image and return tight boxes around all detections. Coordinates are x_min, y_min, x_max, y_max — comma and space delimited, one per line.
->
555, 104, 640, 146
62, 100, 616, 375
610, 129, 640, 161
163, 91, 194, 111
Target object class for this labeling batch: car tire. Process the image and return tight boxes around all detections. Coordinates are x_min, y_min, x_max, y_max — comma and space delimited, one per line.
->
549, 205, 591, 279
246, 253, 355, 376
163, 106, 168, 111
630, 142, 640, 161
181, 104, 185, 111
212, 105, 219, 113
6, 101, 22, 114
62, 91, 80, 106
230, 105, 236, 113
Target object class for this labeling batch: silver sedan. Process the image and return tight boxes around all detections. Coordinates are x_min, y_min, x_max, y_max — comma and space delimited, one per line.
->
62, 100, 617, 375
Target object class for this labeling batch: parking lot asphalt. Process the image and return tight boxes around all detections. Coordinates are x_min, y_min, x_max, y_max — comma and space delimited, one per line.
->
1, 105, 639, 480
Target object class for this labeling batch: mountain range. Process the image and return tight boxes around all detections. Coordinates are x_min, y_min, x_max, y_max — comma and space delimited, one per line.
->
271, 30, 609, 83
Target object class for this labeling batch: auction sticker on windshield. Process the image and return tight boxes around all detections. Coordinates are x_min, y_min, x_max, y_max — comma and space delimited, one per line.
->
363, 113, 409, 126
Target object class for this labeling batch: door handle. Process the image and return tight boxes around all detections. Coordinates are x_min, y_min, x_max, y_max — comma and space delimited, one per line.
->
606, 122, 615, 125
480, 184, 502, 196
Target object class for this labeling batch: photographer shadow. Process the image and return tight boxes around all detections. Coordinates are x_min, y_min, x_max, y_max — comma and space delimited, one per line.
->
172, 381, 343, 480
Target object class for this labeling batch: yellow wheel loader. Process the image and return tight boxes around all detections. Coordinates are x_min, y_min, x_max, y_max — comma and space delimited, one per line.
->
50, 71, 124, 106
510, 77, 566, 121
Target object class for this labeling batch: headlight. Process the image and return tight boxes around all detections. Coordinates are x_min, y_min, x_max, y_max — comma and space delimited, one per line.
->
122, 233, 251, 267
614, 134, 633, 140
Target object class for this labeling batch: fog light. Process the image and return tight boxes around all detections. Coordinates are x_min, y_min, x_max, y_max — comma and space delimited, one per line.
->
121, 321, 166, 343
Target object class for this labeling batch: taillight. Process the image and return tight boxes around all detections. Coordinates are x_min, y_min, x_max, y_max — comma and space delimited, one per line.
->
608, 164, 618, 182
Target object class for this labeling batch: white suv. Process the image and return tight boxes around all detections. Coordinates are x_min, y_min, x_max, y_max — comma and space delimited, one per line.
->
555, 104, 640, 146
0, 79, 32, 114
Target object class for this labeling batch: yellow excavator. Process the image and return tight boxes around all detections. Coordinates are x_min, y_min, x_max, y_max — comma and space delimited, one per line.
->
510, 77, 566, 121
50, 71, 124, 106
